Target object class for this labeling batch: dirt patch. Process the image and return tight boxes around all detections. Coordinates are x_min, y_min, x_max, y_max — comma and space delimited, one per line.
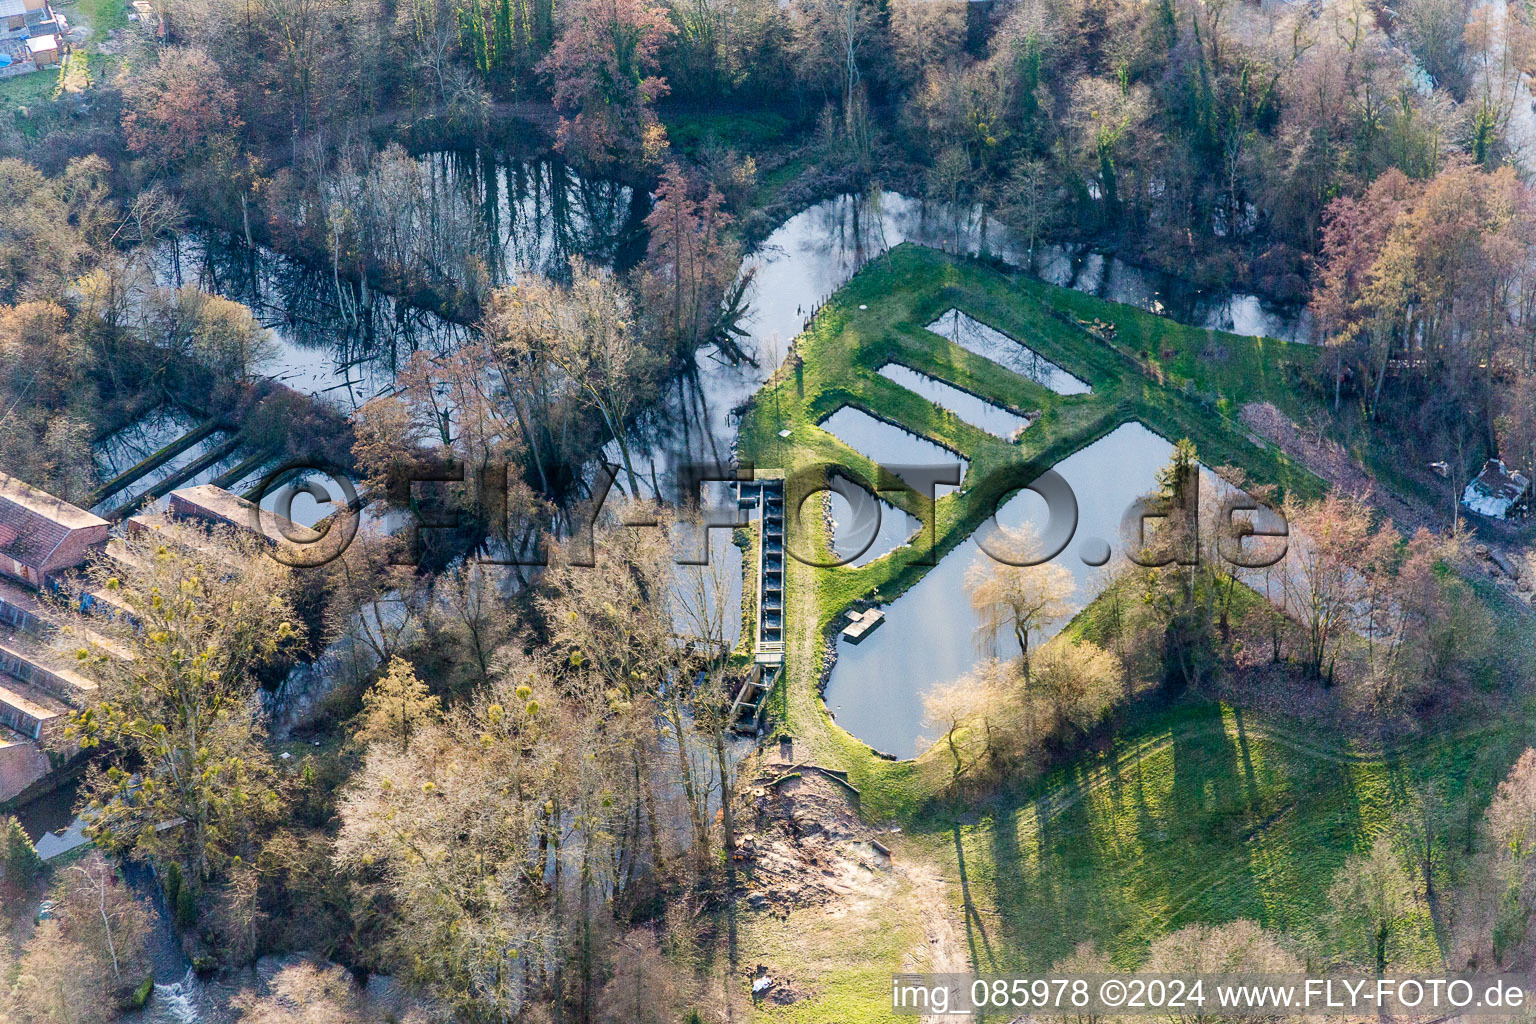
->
737, 768, 899, 916
732, 763, 968, 1015
748, 964, 813, 1006
902, 858, 968, 976
93, 29, 130, 55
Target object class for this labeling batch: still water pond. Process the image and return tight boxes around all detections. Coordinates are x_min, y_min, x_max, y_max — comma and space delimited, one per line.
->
151, 233, 474, 410
826, 482, 921, 568
94, 406, 199, 480
823, 420, 1176, 759
877, 363, 1033, 438
817, 407, 968, 498
926, 309, 1093, 396
422, 149, 648, 286
149, 153, 637, 411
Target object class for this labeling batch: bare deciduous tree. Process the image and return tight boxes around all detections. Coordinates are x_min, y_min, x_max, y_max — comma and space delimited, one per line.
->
1328, 837, 1413, 974
965, 522, 1075, 681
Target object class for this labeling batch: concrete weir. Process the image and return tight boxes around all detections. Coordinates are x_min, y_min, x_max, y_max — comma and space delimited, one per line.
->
729, 473, 786, 733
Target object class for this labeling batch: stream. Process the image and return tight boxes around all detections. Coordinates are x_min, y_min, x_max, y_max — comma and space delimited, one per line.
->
12, 785, 228, 1022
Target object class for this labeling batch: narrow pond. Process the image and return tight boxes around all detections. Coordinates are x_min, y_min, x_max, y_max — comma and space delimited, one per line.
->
90, 430, 237, 518
817, 407, 968, 499
94, 407, 200, 481
827, 482, 921, 569
877, 363, 1033, 438
926, 308, 1092, 396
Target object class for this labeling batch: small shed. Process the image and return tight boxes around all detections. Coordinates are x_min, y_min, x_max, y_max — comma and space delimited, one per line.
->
1462, 459, 1531, 520
1, 0, 26, 34
25, 32, 58, 66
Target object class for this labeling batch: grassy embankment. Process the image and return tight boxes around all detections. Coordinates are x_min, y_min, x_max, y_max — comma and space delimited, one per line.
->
732, 243, 1535, 1015
737, 241, 1330, 798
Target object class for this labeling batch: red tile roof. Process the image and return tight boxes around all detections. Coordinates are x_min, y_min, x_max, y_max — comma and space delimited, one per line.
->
0, 472, 108, 571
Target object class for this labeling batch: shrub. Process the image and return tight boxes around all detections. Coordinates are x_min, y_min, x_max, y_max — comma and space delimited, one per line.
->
2, 815, 42, 890
175, 881, 199, 930
163, 859, 183, 911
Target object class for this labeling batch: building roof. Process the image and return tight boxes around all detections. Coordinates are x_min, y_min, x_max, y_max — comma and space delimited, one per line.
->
0, 0, 25, 18
0, 474, 106, 530
1462, 458, 1531, 520
0, 473, 108, 570
170, 484, 320, 544
172, 483, 259, 521
25, 32, 56, 51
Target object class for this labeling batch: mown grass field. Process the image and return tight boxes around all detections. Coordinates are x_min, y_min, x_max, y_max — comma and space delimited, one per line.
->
732, 242, 1534, 1019
0, 68, 59, 105
926, 702, 1532, 971
0, 0, 121, 111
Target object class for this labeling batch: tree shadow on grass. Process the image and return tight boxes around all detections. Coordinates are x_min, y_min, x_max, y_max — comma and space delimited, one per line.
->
982, 704, 1278, 967
952, 821, 995, 971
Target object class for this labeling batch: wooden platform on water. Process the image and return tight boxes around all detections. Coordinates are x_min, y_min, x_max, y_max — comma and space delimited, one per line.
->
841, 608, 885, 643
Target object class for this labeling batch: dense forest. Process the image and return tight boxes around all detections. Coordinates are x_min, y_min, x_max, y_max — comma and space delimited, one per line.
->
3, 0, 1535, 500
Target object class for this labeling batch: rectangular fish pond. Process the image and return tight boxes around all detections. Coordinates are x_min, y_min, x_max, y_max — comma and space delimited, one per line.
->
822, 420, 1172, 759
93, 406, 199, 481
927, 309, 1092, 396
90, 429, 237, 518
816, 406, 969, 501
825, 476, 921, 569
877, 362, 1033, 439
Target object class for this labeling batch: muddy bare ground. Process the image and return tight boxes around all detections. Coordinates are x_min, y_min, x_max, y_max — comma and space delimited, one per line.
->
732, 758, 967, 1013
